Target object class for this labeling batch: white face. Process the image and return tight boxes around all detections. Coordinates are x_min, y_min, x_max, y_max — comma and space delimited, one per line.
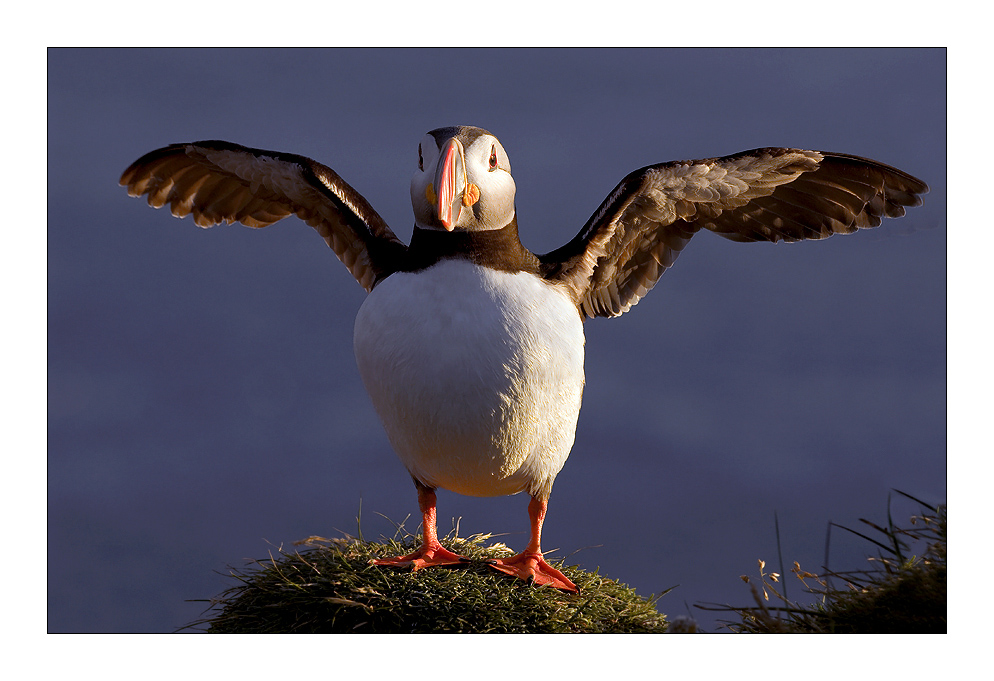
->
410, 128, 516, 231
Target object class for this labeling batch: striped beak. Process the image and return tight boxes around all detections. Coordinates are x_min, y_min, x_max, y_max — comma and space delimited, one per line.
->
434, 138, 466, 231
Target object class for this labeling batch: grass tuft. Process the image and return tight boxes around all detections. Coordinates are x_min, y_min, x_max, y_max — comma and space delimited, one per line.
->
182, 492, 945, 634
706, 491, 946, 633
185, 526, 671, 634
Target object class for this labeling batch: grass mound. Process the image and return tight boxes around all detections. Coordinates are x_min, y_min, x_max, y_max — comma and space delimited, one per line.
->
188, 530, 670, 633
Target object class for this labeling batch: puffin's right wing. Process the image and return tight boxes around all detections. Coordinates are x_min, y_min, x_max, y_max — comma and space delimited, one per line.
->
120, 140, 408, 291
539, 148, 928, 319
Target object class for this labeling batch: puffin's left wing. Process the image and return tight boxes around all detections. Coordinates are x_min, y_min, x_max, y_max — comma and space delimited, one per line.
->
539, 148, 928, 318
120, 140, 407, 291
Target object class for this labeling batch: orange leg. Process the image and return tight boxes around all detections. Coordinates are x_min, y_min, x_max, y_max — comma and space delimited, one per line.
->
489, 496, 579, 593
372, 480, 467, 570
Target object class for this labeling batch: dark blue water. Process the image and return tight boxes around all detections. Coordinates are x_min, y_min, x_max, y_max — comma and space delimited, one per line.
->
48, 48, 945, 632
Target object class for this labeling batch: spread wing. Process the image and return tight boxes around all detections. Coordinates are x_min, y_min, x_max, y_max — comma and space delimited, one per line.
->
119, 140, 408, 291
540, 147, 929, 319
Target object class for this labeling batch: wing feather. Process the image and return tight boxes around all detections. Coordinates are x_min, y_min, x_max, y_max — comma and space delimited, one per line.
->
542, 148, 928, 318
120, 140, 407, 291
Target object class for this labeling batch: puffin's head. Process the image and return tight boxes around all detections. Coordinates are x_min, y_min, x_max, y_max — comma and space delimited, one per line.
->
411, 126, 515, 232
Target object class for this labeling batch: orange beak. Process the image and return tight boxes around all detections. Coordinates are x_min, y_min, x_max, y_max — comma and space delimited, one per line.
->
432, 138, 480, 230
435, 138, 463, 231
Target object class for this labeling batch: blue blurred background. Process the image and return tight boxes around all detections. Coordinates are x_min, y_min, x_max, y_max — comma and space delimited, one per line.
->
48, 48, 945, 632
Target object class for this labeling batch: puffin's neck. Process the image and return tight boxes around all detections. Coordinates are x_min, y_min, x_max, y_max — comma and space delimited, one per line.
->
405, 217, 541, 274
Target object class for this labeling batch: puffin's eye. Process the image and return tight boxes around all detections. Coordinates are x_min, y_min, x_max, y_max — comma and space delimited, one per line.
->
418, 144, 423, 171
489, 146, 498, 170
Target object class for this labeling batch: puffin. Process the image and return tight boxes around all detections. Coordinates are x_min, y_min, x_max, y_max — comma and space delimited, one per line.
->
120, 126, 928, 593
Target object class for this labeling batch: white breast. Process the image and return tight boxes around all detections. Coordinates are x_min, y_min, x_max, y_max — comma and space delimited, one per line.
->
353, 259, 585, 498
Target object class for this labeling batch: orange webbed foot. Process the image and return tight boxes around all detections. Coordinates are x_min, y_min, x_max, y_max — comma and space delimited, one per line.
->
372, 541, 468, 571
488, 551, 579, 593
